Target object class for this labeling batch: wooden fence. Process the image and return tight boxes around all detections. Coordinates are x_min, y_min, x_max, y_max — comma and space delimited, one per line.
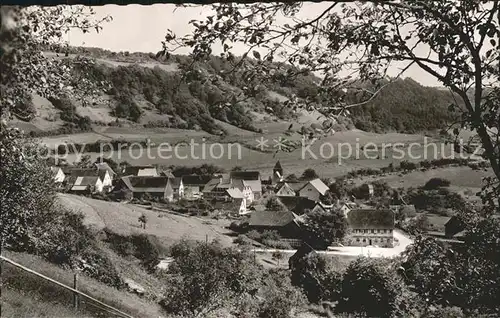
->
0, 255, 135, 318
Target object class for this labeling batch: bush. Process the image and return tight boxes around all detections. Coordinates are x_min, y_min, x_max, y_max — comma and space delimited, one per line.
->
424, 178, 451, 190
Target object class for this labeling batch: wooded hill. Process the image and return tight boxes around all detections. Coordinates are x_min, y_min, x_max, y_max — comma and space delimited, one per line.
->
19, 46, 460, 136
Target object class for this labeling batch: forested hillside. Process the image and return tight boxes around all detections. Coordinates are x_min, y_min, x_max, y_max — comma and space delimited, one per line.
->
18, 46, 461, 136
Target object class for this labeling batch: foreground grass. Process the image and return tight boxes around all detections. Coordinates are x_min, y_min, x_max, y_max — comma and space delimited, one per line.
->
1, 287, 90, 318
1, 250, 165, 318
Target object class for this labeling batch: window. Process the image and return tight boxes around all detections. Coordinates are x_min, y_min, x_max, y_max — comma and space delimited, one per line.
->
371, 229, 375, 234
356, 238, 360, 242
362, 238, 366, 242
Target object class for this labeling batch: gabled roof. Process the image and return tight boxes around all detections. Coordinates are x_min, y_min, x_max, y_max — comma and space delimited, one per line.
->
160, 170, 175, 178
248, 210, 297, 227
123, 166, 158, 177
302, 178, 329, 195
213, 198, 245, 211
230, 171, 260, 180
243, 180, 262, 193
121, 176, 171, 193
181, 174, 212, 186
226, 187, 244, 199
94, 162, 116, 175
202, 178, 222, 193
71, 176, 101, 191
287, 181, 309, 192
347, 209, 395, 229
278, 197, 317, 215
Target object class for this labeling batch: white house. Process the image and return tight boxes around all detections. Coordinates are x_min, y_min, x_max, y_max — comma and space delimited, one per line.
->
275, 182, 298, 197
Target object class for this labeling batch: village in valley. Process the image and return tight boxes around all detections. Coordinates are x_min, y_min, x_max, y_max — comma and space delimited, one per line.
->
50, 156, 468, 262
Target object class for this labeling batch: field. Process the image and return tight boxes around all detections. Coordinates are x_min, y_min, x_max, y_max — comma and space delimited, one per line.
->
57, 193, 234, 247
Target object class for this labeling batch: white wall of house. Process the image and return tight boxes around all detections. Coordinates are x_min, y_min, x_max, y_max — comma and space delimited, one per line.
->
348, 228, 394, 247
95, 178, 104, 193
101, 171, 113, 188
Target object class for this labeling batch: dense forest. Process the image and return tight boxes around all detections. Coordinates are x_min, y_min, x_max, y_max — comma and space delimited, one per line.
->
28, 46, 462, 135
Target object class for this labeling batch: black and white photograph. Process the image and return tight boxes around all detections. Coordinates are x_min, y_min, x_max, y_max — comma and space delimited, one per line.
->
1, 1, 499, 317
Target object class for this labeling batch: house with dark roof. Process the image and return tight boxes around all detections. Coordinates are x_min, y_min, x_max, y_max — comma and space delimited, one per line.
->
347, 209, 395, 247
230, 171, 260, 181
277, 196, 317, 215
69, 176, 104, 193
115, 176, 183, 201
64, 168, 112, 191
122, 165, 158, 177
297, 178, 329, 202
244, 210, 304, 238
181, 175, 212, 199
310, 201, 335, 214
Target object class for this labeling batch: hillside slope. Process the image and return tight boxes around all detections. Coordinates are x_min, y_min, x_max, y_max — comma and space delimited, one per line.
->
13, 46, 460, 137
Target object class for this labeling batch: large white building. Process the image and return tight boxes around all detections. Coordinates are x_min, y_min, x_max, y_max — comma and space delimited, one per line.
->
346, 209, 395, 248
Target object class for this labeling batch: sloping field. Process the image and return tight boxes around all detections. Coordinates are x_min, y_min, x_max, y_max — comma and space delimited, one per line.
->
357, 166, 493, 189
58, 194, 233, 247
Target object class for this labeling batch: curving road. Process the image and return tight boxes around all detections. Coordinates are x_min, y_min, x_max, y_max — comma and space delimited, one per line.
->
250, 230, 413, 258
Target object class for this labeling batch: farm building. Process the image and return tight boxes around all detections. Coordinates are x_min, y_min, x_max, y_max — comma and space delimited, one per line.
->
64, 168, 113, 191
244, 210, 304, 239
347, 209, 395, 248
69, 176, 104, 193
116, 176, 183, 201
310, 201, 335, 214
275, 182, 299, 197
122, 165, 159, 177
214, 198, 247, 215
297, 178, 329, 202
203, 177, 234, 200
181, 175, 212, 199
278, 196, 317, 215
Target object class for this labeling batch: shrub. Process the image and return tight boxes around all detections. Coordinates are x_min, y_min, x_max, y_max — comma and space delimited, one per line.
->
424, 178, 451, 190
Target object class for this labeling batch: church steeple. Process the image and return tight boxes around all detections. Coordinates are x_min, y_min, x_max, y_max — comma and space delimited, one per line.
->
273, 160, 283, 176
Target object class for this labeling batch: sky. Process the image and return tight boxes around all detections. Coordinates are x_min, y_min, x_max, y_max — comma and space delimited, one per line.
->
67, 3, 444, 87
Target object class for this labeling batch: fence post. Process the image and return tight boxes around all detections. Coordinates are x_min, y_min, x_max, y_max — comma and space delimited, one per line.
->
73, 273, 79, 310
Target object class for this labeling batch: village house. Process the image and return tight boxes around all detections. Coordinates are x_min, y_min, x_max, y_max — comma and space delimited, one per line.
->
50, 166, 66, 184
64, 168, 113, 191
310, 201, 335, 214
277, 196, 317, 215
297, 178, 329, 202
122, 165, 159, 177
214, 197, 247, 215
243, 210, 305, 239
346, 209, 395, 248
230, 171, 263, 200
202, 177, 233, 200
340, 202, 358, 217
69, 176, 104, 194
116, 176, 183, 202
181, 175, 212, 200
